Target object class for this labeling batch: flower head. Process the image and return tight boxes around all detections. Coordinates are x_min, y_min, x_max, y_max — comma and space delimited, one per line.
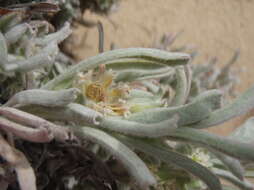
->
188, 148, 213, 168
73, 65, 131, 116
73, 64, 165, 117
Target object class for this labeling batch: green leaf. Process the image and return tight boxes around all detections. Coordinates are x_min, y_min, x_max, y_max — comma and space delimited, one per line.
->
128, 89, 155, 99
34, 22, 72, 46
0, 32, 8, 68
184, 65, 192, 101
5, 42, 58, 72
4, 23, 29, 45
127, 89, 222, 125
105, 58, 169, 70
21, 103, 103, 126
169, 128, 254, 161
213, 168, 254, 190
140, 80, 160, 93
77, 127, 157, 189
5, 88, 79, 107
212, 151, 244, 180
222, 185, 239, 190
99, 115, 178, 138
189, 85, 254, 129
115, 67, 173, 82
119, 136, 222, 190
42, 48, 190, 90
170, 66, 188, 106
245, 170, 254, 178
230, 117, 254, 143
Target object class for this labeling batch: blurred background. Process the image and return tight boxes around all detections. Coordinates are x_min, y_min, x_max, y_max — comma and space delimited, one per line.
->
67, 0, 254, 135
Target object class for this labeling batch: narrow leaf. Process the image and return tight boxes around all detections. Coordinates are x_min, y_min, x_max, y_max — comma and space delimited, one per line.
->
245, 170, 254, 178
5, 42, 58, 72
99, 115, 178, 137
222, 185, 240, 190
230, 117, 254, 143
0, 32, 8, 67
21, 103, 103, 126
212, 151, 244, 180
120, 136, 222, 190
169, 128, 254, 161
213, 168, 254, 190
115, 67, 173, 82
170, 66, 188, 106
42, 48, 190, 90
106, 58, 169, 70
5, 88, 79, 107
184, 65, 192, 101
78, 127, 157, 189
128, 89, 222, 125
189, 85, 254, 129
34, 22, 72, 45
4, 23, 29, 45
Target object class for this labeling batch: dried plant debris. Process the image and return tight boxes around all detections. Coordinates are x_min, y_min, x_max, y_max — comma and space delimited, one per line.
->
0, 0, 120, 29
15, 141, 117, 190
0, 0, 118, 13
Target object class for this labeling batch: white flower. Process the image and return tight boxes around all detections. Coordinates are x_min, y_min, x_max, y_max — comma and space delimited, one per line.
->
188, 148, 213, 168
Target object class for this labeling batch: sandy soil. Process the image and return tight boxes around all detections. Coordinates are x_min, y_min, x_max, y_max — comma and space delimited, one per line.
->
69, 0, 254, 135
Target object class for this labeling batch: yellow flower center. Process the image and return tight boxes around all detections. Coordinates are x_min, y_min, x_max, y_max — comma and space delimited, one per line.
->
86, 83, 106, 102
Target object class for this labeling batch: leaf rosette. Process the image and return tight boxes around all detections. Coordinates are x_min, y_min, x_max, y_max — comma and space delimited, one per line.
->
4, 44, 254, 189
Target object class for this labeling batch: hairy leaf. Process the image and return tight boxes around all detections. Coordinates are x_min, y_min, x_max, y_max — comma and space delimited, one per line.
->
5, 88, 79, 107
128, 89, 222, 125
212, 151, 244, 180
77, 127, 157, 189
230, 117, 254, 143
42, 48, 190, 90
99, 115, 178, 137
213, 168, 254, 190
120, 136, 222, 190
189, 85, 254, 129
170, 66, 188, 106
169, 128, 254, 161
